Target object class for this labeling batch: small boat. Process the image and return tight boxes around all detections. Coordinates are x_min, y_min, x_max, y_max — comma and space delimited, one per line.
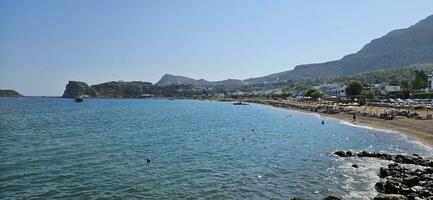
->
233, 101, 249, 105
75, 96, 84, 102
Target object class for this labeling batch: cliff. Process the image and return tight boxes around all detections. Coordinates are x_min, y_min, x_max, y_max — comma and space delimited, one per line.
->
62, 80, 162, 98
62, 81, 96, 98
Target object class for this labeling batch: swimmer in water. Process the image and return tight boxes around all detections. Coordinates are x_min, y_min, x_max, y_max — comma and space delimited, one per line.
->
321, 120, 324, 125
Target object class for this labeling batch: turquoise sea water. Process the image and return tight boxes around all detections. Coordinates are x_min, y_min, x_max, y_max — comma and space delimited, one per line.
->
1, 98, 432, 199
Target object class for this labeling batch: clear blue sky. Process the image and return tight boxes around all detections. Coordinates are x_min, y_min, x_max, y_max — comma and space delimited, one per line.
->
1, 0, 433, 96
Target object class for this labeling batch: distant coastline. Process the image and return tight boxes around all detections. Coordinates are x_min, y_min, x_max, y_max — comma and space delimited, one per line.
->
0, 89, 23, 97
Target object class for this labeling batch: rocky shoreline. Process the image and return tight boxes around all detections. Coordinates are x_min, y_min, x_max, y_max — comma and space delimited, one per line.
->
334, 151, 433, 199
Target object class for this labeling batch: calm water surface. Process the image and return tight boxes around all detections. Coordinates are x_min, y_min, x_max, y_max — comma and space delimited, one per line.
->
1, 98, 432, 199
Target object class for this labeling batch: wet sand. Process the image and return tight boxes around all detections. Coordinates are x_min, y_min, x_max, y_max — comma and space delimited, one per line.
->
251, 100, 433, 146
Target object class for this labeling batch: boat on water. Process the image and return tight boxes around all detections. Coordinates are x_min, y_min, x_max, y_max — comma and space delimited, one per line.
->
75, 96, 84, 102
233, 101, 249, 105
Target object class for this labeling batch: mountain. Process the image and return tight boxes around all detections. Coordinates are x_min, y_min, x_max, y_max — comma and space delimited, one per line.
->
246, 14, 433, 84
156, 74, 247, 86
156, 74, 210, 86
0, 90, 23, 97
157, 15, 433, 86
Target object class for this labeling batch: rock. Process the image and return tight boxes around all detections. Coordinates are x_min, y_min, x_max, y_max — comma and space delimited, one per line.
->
323, 195, 342, 200
403, 176, 420, 187
335, 151, 347, 157
376, 181, 386, 193
380, 167, 391, 178
62, 81, 96, 98
352, 164, 359, 168
346, 151, 353, 156
411, 185, 424, 192
374, 194, 409, 200
384, 180, 401, 194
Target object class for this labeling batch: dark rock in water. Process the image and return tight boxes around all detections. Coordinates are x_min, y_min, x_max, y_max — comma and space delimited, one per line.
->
333, 151, 433, 167
352, 164, 359, 168
376, 181, 386, 193
384, 180, 401, 194
322, 195, 342, 200
374, 194, 409, 200
335, 151, 347, 157
380, 167, 391, 178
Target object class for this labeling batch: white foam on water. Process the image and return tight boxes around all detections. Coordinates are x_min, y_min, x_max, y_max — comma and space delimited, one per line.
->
333, 157, 392, 200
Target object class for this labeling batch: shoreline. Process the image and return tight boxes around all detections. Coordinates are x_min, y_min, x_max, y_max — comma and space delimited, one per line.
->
249, 100, 433, 147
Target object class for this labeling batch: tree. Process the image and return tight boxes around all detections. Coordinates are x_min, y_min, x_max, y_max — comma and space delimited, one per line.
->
411, 70, 428, 90
346, 81, 363, 96
304, 89, 322, 100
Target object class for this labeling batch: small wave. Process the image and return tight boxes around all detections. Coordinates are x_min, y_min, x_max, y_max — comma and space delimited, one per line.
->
339, 121, 433, 152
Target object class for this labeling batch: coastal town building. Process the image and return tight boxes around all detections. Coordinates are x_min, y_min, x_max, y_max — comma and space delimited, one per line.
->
371, 83, 401, 95
313, 84, 346, 97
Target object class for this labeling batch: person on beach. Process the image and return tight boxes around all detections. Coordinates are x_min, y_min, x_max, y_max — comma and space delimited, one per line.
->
352, 114, 356, 122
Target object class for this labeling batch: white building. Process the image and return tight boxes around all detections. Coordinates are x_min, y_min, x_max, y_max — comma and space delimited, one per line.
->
384, 86, 401, 93
428, 72, 433, 91
372, 83, 400, 95
313, 84, 346, 97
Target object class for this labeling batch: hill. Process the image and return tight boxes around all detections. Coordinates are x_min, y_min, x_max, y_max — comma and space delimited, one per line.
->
246, 14, 433, 84
0, 90, 23, 97
156, 74, 247, 86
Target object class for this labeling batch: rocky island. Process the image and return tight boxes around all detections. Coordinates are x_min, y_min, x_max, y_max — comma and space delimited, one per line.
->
0, 90, 23, 97
62, 80, 183, 98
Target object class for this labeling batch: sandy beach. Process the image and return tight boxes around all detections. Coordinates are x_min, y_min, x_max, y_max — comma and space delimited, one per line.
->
250, 99, 433, 146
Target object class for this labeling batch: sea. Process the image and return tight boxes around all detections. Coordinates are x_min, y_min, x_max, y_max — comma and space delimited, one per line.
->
1, 98, 432, 199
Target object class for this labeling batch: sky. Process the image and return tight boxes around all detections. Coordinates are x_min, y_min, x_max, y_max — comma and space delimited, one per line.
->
1, 0, 433, 96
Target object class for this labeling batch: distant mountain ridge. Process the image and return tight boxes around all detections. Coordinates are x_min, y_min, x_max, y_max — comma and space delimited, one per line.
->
157, 14, 433, 86
156, 74, 247, 86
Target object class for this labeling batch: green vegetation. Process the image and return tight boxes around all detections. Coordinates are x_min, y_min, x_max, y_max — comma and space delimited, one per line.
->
346, 81, 363, 96
331, 64, 433, 89
411, 70, 428, 90
304, 89, 322, 100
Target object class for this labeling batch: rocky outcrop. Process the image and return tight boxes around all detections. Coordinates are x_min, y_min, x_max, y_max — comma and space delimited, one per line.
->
62, 80, 172, 98
62, 81, 96, 98
334, 151, 433, 167
91, 81, 155, 98
335, 151, 433, 199
0, 90, 23, 97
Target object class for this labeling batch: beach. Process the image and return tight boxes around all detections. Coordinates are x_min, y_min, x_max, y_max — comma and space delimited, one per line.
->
249, 99, 433, 146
